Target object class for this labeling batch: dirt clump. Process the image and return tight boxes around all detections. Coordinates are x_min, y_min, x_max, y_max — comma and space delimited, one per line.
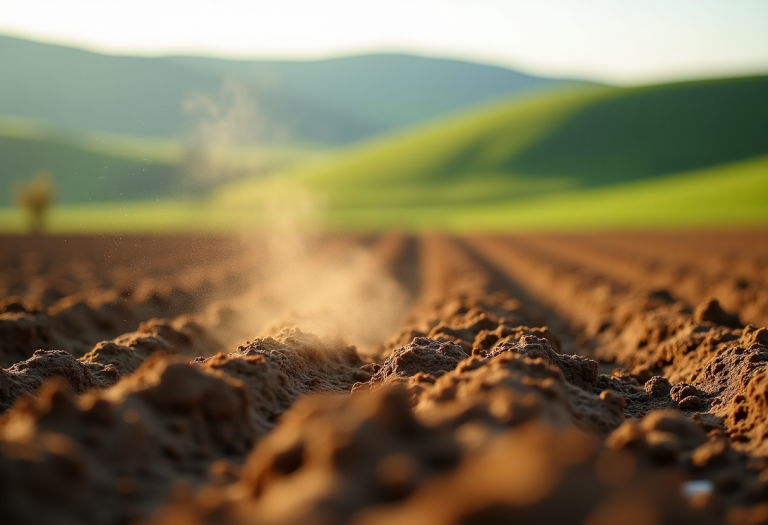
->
364, 337, 467, 391
0, 291, 204, 367
81, 317, 222, 376
608, 409, 768, 514
0, 356, 260, 524
376, 293, 542, 360
698, 342, 768, 414
242, 387, 461, 521
0, 349, 119, 412
191, 329, 368, 436
228, 327, 368, 393
195, 352, 298, 436
646, 375, 673, 396
354, 424, 720, 525
488, 335, 598, 390
696, 298, 743, 328
413, 352, 625, 436
725, 369, 768, 456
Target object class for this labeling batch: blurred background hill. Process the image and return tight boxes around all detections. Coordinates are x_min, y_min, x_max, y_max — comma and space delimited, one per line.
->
0, 34, 589, 207
0, 32, 766, 232
0, 34, 584, 143
217, 75, 768, 230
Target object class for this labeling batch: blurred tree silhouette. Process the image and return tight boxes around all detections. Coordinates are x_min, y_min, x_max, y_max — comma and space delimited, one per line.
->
14, 171, 55, 233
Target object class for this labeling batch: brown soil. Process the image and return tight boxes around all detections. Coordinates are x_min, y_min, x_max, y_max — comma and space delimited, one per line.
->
1, 231, 768, 524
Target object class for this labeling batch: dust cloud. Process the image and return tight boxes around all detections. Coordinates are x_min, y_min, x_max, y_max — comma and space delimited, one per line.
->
203, 182, 410, 356
182, 78, 263, 187
182, 81, 409, 355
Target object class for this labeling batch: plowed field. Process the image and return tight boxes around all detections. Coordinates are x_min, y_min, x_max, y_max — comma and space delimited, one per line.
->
2, 231, 768, 524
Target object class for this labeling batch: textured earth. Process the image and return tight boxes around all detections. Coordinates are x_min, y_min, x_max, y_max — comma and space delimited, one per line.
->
1, 231, 768, 525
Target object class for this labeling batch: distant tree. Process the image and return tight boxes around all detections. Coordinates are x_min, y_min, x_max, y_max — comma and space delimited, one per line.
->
14, 171, 55, 234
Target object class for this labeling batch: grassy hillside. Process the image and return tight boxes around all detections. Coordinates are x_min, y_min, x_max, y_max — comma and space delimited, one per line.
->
0, 34, 586, 145
0, 117, 323, 205
1, 74, 766, 232
216, 75, 768, 211
317, 154, 768, 231
0, 120, 178, 205
1, 154, 765, 233
214, 86, 606, 208
508, 76, 768, 183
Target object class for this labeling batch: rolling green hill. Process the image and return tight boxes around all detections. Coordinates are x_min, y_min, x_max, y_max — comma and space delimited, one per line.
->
0, 120, 178, 205
1, 153, 764, 233
0, 34, 587, 145
316, 154, 768, 231
216, 74, 768, 211
1, 74, 766, 232
0, 117, 323, 205
204, 74, 768, 232
507, 76, 768, 183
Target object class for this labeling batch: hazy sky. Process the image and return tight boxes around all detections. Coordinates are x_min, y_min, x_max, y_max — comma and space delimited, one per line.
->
1, 0, 766, 84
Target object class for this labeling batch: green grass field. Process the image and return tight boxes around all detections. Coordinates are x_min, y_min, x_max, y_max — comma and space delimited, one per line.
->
317, 154, 768, 231
0, 117, 179, 204
1, 74, 766, 233
0, 116, 326, 206
215, 74, 768, 210
1, 153, 765, 233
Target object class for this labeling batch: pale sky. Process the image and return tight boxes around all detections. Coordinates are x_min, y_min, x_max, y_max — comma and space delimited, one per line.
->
1, 0, 767, 84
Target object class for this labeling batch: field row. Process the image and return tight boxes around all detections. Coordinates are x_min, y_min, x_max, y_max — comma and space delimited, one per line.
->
1, 232, 767, 524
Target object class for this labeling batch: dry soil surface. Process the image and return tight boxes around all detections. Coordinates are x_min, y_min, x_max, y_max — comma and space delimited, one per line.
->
1, 231, 768, 525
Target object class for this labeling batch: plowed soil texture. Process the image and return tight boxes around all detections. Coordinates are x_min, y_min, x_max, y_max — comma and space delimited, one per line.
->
2, 231, 768, 525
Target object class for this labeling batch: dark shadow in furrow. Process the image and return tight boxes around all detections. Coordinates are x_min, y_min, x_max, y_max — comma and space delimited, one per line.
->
394, 236, 421, 302
456, 236, 581, 355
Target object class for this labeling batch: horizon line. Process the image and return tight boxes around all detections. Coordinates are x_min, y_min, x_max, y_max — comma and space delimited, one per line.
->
2, 29, 768, 87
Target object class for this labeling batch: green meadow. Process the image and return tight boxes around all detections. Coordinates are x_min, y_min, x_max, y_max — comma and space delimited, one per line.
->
216, 74, 768, 231
0, 115, 325, 205
2, 153, 765, 233
1, 74, 767, 233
